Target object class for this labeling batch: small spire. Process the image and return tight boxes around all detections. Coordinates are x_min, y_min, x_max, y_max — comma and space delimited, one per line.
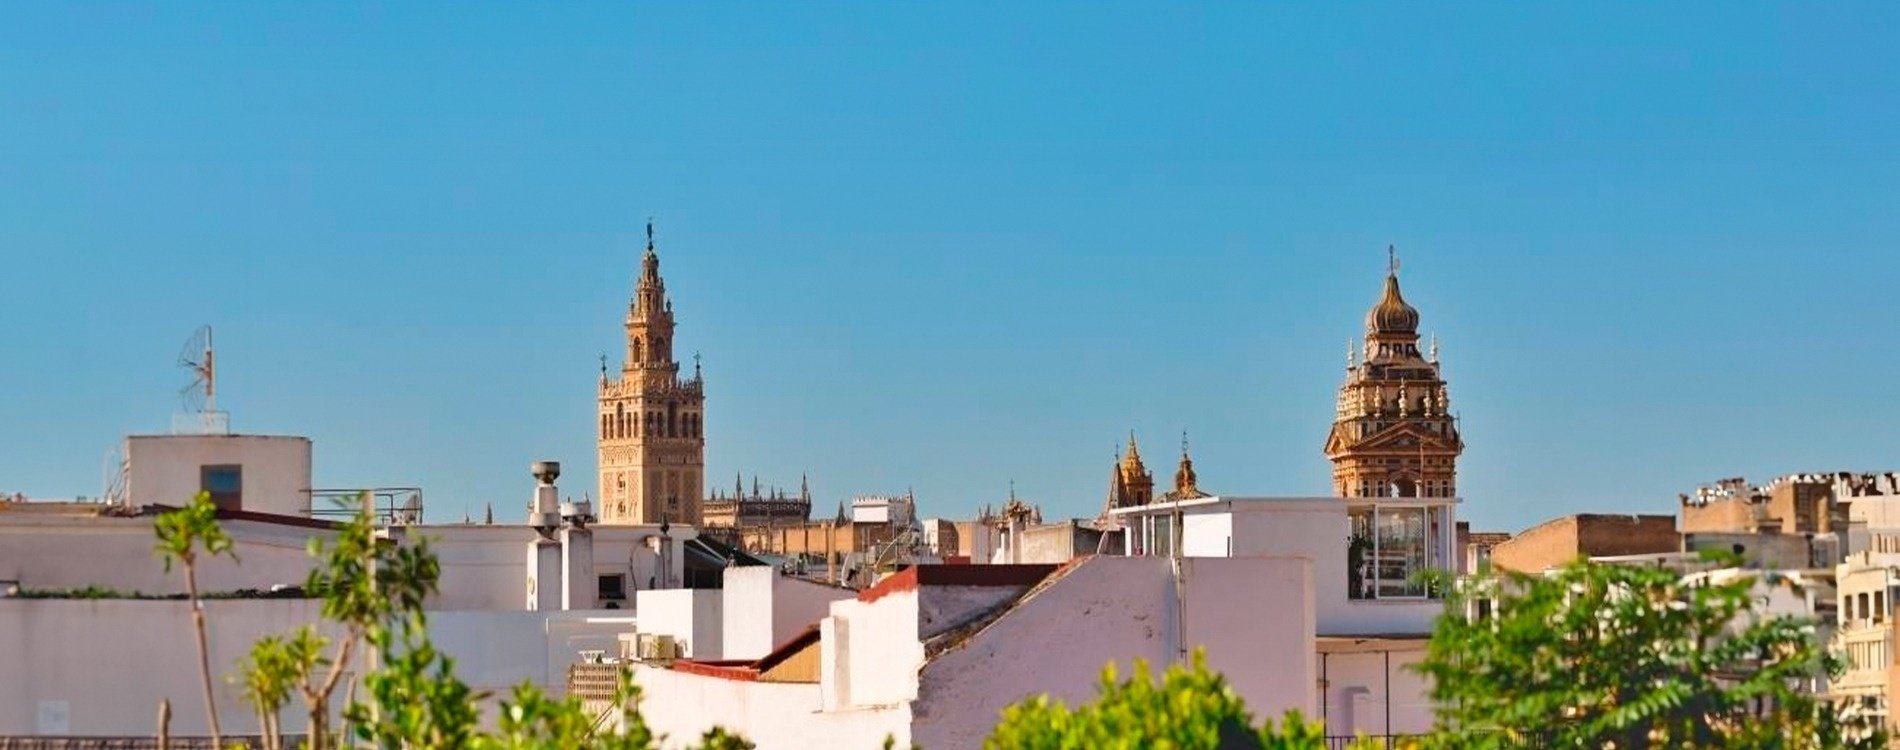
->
483, 502, 493, 525
599, 353, 609, 380
1181, 430, 1190, 458
1387, 244, 1400, 276
646, 217, 656, 252
1429, 333, 1439, 363
1346, 339, 1357, 369
693, 351, 703, 380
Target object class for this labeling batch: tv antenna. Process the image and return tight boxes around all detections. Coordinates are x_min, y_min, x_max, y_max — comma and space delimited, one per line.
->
174, 325, 229, 434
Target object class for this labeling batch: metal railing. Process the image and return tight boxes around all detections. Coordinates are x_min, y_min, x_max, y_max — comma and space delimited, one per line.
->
1327, 736, 1425, 750
308, 487, 424, 525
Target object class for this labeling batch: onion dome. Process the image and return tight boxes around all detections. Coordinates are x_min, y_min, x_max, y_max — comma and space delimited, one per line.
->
1365, 270, 1419, 335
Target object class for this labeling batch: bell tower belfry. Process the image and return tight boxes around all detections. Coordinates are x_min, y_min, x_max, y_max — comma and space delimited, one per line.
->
1324, 248, 1463, 498
598, 222, 707, 525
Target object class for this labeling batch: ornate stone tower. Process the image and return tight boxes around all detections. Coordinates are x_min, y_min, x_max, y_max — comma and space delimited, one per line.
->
1107, 433, 1155, 508
598, 223, 706, 525
1324, 250, 1463, 498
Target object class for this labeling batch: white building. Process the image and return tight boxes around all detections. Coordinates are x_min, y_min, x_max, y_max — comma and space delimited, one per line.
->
624, 556, 1317, 749
614, 494, 1460, 747
0, 434, 705, 738
123, 433, 313, 516
1106, 495, 1459, 737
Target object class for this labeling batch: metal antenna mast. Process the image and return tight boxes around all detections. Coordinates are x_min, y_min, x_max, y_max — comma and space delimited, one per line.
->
175, 325, 229, 434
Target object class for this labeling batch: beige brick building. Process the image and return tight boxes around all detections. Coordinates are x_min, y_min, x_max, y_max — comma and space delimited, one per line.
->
1488, 514, 1680, 573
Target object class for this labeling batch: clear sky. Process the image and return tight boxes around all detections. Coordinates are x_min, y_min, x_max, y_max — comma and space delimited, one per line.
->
3, 4, 1898, 532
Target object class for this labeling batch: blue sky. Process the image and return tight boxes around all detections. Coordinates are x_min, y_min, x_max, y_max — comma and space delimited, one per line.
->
2, 4, 1897, 532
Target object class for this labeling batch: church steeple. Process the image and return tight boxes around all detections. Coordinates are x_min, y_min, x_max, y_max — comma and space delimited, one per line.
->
1324, 249, 1463, 499
627, 220, 677, 369
1108, 431, 1155, 508
599, 219, 706, 525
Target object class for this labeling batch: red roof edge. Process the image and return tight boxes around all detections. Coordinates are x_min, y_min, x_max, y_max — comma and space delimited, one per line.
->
671, 659, 759, 682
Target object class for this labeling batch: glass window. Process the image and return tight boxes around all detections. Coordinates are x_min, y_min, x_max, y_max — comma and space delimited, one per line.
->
199, 464, 242, 510
598, 574, 626, 601
1376, 507, 1428, 598
1349, 504, 1442, 600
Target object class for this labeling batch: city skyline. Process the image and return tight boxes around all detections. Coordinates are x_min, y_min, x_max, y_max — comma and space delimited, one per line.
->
5, 4, 1900, 532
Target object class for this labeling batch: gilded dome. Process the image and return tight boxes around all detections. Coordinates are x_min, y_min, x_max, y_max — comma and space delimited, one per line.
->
1365, 272, 1419, 335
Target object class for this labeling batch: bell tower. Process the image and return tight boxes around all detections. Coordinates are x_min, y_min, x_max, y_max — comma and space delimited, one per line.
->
1324, 248, 1463, 498
1107, 432, 1155, 508
598, 222, 707, 525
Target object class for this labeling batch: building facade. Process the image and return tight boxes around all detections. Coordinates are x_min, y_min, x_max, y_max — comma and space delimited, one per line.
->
598, 225, 708, 526
702, 474, 814, 533
1324, 253, 1463, 498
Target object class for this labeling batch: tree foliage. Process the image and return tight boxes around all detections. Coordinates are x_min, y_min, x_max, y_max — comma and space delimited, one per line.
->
984, 650, 1351, 750
1416, 558, 1884, 749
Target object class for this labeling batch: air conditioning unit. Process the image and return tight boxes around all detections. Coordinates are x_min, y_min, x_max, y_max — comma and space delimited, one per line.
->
636, 634, 680, 662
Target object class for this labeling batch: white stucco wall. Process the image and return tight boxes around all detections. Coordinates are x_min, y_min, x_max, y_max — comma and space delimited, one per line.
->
911, 556, 1317, 750
630, 664, 909, 750
0, 598, 640, 737
415, 524, 690, 612
723, 568, 855, 661
0, 598, 336, 737
1181, 512, 1233, 557
637, 589, 724, 659
126, 434, 313, 517
429, 610, 638, 703
1222, 501, 1443, 636
829, 590, 923, 707
1319, 646, 1431, 737
1181, 557, 1317, 718
0, 515, 327, 596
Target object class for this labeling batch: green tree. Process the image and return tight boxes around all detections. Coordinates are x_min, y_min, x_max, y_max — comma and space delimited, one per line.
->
155, 491, 237, 748
234, 627, 325, 750
985, 650, 1350, 750
1417, 558, 1884, 749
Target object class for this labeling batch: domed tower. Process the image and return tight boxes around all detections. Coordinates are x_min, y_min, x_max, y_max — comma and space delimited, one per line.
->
598, 222, 707, 525
1323, 248, 1463, 498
